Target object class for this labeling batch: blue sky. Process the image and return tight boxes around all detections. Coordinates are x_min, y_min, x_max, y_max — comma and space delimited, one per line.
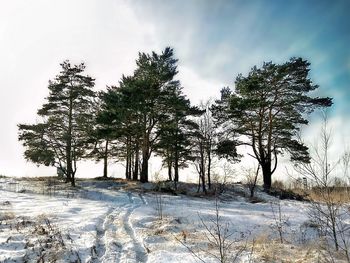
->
0, 0, 349, 178
132, 0, 349, 115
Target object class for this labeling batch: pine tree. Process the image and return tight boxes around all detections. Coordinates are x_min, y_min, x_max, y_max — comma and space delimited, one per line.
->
134, 47, 179, 183
88, 92, 121, 178
97, 77, 143, 181
97, 47, 189, 183
212, 58, 332, 190
18, 61, 95, 186
155, 82, 200, 183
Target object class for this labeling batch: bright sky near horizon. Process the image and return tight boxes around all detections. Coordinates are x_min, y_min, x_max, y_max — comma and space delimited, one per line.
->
0, 0, 349, 180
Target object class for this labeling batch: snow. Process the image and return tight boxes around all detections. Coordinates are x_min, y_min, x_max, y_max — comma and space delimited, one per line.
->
0, 177, 330, 262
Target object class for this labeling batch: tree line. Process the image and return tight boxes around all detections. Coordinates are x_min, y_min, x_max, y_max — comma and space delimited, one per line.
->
18, 47, 332, 190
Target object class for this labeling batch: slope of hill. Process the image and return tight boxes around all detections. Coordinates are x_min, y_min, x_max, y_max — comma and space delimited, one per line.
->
0, 177, 346, 262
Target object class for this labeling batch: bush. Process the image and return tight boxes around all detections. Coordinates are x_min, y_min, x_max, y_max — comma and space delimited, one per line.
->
268, 188, 307, 201
272, 180, 285, 190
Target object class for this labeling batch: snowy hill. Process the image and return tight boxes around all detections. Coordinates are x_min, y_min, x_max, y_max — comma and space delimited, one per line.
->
0, 177, 346, 262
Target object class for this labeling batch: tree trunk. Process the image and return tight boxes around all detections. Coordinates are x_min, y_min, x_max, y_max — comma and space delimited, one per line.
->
332, 220, 339, 251
330, 210, 339, 251
103, 140, 109, 178
197, 174, 201, 193
140, 140, 149, 183
125, 156, 129, 179
200, 143, 206, 193
174, 163, 179, 182
125, 139, 130, 180
140, 152, 149, 183
71, 172, 75, 187
167, 148, 173, 181
201, 171, 207, 194
262, 161, 272, 191
103, 157, 108, 178
67, 94, 74, 186
174, 149, 179, 182
125, 137, 133, 180
65, 142, 72, 185
132, 141, 139, 181
128, 150, 132, 180
168, 162, 172, 181
207, 148, 211, 190
140, 127, 150, 183
65, 147, 72, 183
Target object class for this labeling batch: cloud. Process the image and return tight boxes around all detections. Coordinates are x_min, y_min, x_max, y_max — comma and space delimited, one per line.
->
177, 65, 225, 105
0, 0, 158, 177
0, 0, 348, 180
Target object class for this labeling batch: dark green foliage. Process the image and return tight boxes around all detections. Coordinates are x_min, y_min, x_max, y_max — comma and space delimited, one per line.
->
18, 123, 55, 166
87, 92, 121, 178
98, 80, 143, 180
18, 61, 95, 186
215, 139, 240, 162
18, 50, 331, 190
99, 47, 182, 182
134, 47, 180, 183
155, 82, 201, 183
212, 57, 332, 190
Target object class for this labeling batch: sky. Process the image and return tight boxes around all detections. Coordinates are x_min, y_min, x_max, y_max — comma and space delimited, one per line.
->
0, 0, 349, 180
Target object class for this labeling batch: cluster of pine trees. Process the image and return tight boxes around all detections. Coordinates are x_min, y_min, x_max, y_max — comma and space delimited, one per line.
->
18, 47, 332, 190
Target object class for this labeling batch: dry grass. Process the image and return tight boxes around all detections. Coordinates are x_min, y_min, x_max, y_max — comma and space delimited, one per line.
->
0, 200, 15, 221
16, 176, 60, 182
273, 184, 350, 204
283, 186, 350, 205
272, 180, 286, 190
0, 211, 15, 221
308, 187, 350, 203
17, 215, 78, 261
251, 233, 350, 263
252, 234, 316, 262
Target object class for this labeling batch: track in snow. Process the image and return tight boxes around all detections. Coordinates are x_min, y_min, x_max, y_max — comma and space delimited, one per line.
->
91, 192, 148, 263
119, 192, 148, 263
99, 205, 125, 263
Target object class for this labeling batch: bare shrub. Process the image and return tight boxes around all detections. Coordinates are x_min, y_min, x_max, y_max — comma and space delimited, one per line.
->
155, 193, 164, 220
23, 216, 68, 261
243, 165, 261, 198
153, 175, 167, 221
1, 214, 79, 262
295, 111, 350, 261
193, 100, 217, 194
253, 234, 328, 263
0, 211, 15, 223
269, 201, 289, 244
176, 197, 246, 263
212, 163, 236, 195
271, 180, 285, 190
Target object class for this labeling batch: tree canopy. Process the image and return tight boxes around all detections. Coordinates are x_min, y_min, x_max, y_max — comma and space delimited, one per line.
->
96, 47, 199, 183
18, 61, 95, 186
212, 57, 332, 190
17, 51, 333, 192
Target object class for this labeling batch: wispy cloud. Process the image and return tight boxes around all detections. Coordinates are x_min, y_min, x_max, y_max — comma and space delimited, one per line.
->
0, 0, 348, 177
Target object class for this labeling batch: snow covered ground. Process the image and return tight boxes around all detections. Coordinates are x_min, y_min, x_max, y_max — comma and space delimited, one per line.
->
0, 177, 340, 262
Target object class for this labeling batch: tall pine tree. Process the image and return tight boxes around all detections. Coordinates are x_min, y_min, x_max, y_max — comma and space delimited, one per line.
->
18, 61, 95, 186
134, 47, 179, 183
213, 58, 332, 190
155, 82, 200, 183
